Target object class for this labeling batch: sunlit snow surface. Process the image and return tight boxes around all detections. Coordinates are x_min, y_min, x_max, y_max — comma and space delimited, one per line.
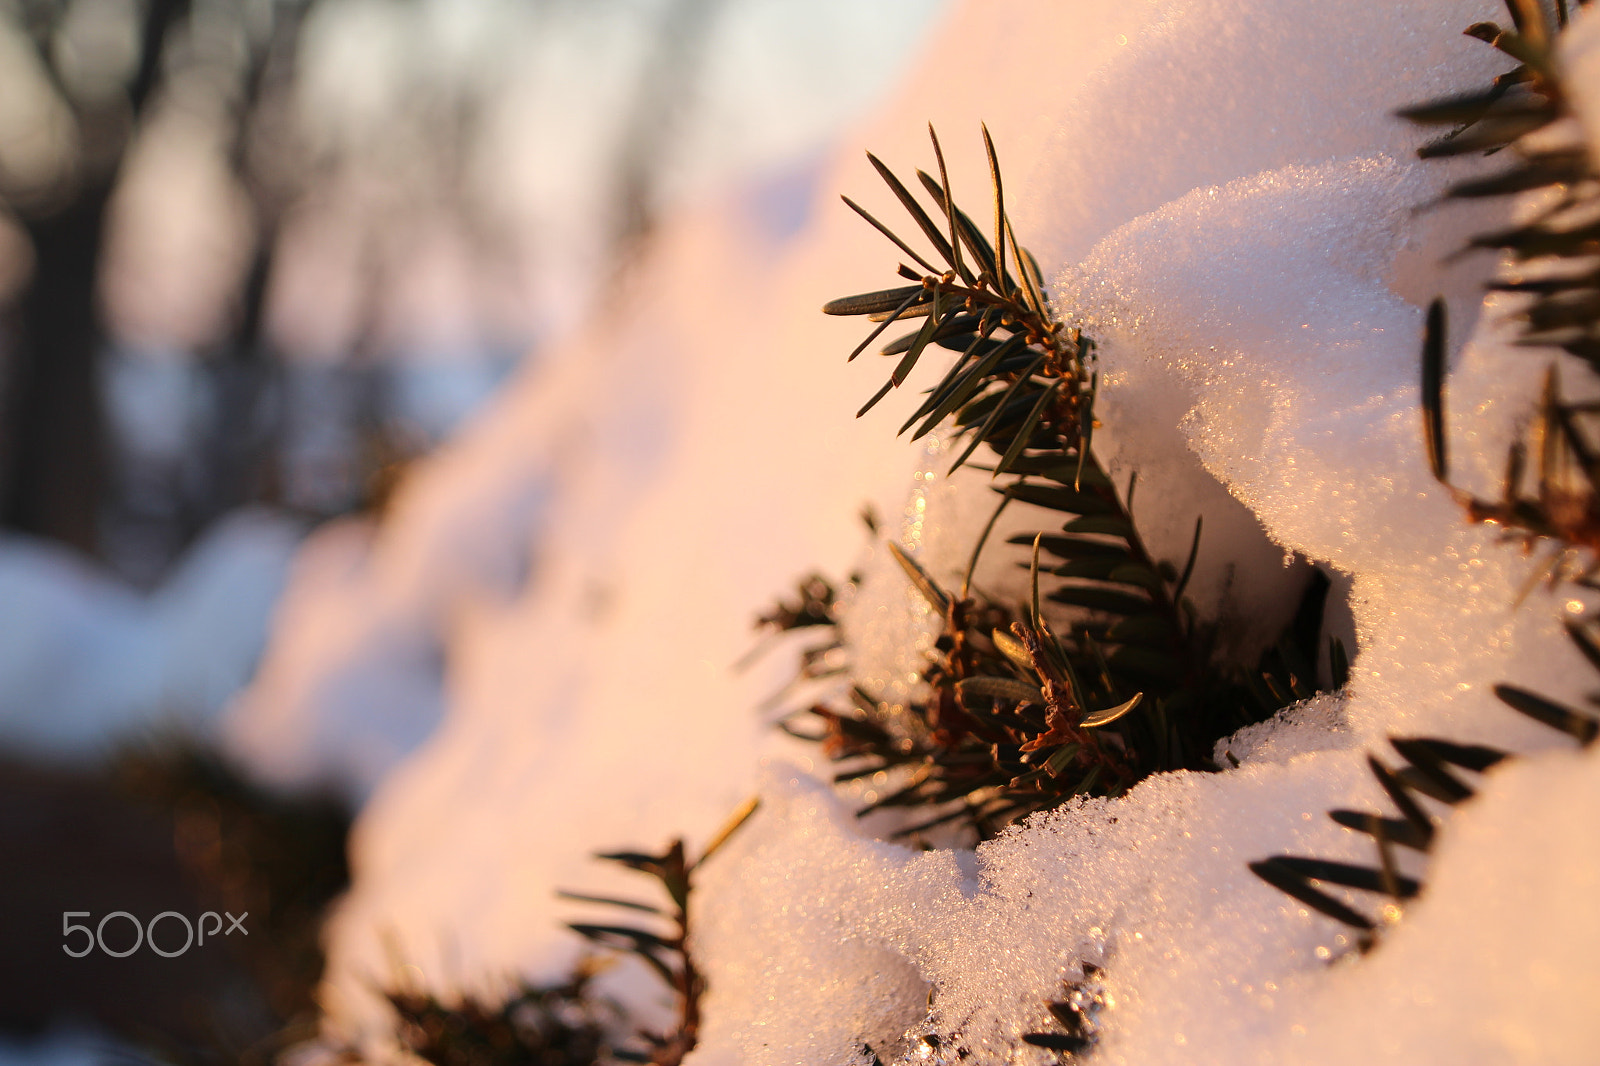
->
233, 0, 1600, 1062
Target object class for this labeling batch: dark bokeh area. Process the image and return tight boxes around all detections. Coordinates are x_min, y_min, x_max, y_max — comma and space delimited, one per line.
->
0, 745, 350, 1064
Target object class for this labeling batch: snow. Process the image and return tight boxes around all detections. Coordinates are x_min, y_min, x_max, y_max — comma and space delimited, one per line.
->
1060, 153, 1587, 751
1259, 743, 1600, 1066
0, 507, 302, 758
219, 517, 447, 799
223, 0, 1600, 1062
693, 729, 1600, 1066
0, 1027, 130, 1066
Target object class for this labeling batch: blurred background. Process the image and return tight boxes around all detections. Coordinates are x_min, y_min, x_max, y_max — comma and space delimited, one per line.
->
0, 0, 946, 1059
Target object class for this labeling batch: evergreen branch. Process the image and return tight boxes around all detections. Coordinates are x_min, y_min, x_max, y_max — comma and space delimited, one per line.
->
1407, 0, 1600, 571
386, 970, 618, 1066
1251, 628, 1600, 953
786, 128, 1341, 840
1249, 730, 1511, 949
559, 802, 756, 1066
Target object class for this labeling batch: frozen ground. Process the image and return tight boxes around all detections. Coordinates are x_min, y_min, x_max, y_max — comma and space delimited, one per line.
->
227, 0, 1600, 1062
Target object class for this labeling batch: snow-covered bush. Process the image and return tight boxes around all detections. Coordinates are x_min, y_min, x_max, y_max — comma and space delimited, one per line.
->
233, 1, 1600, 1063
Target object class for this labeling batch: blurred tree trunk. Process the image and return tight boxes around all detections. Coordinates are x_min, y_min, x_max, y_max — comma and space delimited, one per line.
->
1, 186, 113, 554
0, 0, 190, 558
